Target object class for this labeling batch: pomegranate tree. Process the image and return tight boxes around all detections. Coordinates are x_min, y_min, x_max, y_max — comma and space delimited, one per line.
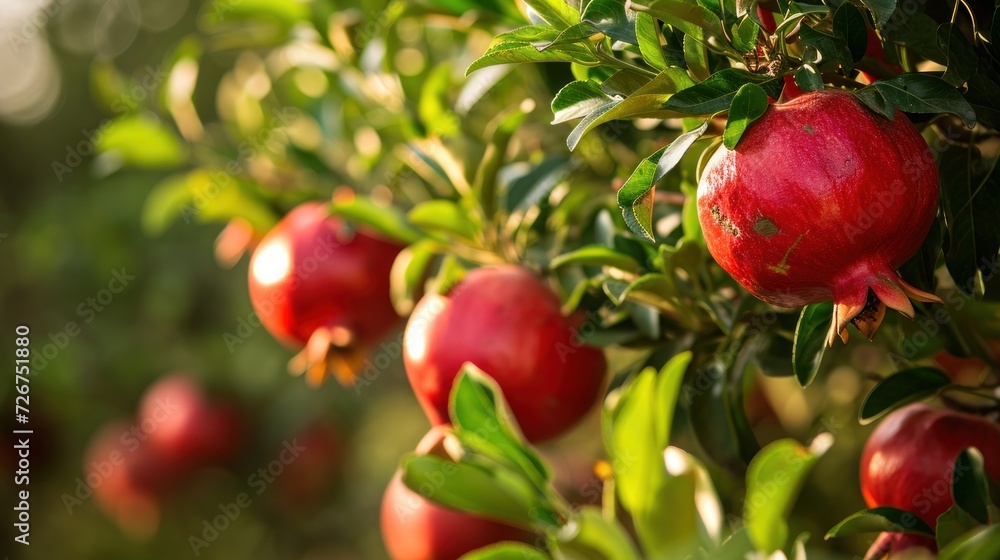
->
697, 90, 942, 346
248, 201, 403, 385
403, 265, 607, 443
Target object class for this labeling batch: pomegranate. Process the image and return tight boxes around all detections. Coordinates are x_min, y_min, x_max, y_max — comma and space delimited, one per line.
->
865, 532, 937, 560
137, 374, 245, 467
275, 421, 345, 511
85, 420, 176, 539
860, 404, 1000, 526
697, 90, 942, 346
248, 201, 404, 385
380, 428, 534, 560
403, 265, 607, 443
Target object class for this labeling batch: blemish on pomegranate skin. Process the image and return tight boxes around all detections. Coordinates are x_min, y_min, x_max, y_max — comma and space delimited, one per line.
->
803, 124, 815, 135
710, 205, 740, 236
753, 217, 779, 237
767, 232, 807, 275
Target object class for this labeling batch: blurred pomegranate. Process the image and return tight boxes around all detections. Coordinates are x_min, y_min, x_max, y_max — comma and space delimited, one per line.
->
248, 201, 403, 385
275, 421, 345, 511
137, 374, 245, 468
84, 420, 176, 539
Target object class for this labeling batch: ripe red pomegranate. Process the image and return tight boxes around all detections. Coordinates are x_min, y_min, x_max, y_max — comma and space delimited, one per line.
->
248, 201, 403, 385
85, 420, 175, 539
380, 428, 534, 560
137, 375, 245, 467
403, 265, 607, 443
697, 90, 941, 346
861, 404, 1000, 526
865, 532, 937, 560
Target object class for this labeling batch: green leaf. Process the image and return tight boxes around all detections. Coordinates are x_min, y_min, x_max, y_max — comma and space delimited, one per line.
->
557, 507, 643, 560
450, 366, 552, 490
794, 62, 824, 92
636, 12, 668, 70
617, 120, 710, 242
459, 543, 548, 560
825, 507, 935, 539
745, 436, 833, 553
854, 74, 977, 128
467, 41, 597, 75
858, 367, 951, 424
952, 447, 992, 525
833, 2, 867, 62
330, 197, 423, 244
637, 0, 725, 39
664, 68, 782, 115
565, 68, 695, 149
793, 301, 833, 387
400, 454, 553, 528
536, 22, 601, 51
683, 29, 710, 81
939, 524, 1000, 560
731, 16, 760, 54
551, 80, 613, 124
97, 116, 187, 168
723, 83, 768, 149
505, 155, 571, 212
407, 200, 479, 240
610, 353, 699, 556
141, 170, 277, 234
937, 23, 977, 88
601, 69, 654, 96
582, 0, 638, 44
937, 505, 985, 550
551, 245, 643, 272
495, 24, 563, 43
860, 0, 896, 29
389, 240, 437, 316
523, 0, 580, 28
798, 23, 855, 72
939, 149, 1000, 298
965, 73, 1000, 130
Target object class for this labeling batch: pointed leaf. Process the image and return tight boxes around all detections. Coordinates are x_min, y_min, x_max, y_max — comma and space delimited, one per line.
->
793, 301, 833, 387
723, 83, 768, 149
664, 68, 782, 115
861, 0, 897, 28
859, 367, 951, 424
825, 507, 935, 539
952, 447, 992, 525
745, 436, 834, 553
551, 245, 643, 271
856, 74, 977, 128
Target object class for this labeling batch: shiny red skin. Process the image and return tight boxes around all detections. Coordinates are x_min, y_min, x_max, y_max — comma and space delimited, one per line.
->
865, 532, 937, 560
697, 90, 938, 309
248, 201, 403, 348
861, 404, 1000, 526
380, 472, 533, 560
403, 266, 607, 443
137, 375, 244, 467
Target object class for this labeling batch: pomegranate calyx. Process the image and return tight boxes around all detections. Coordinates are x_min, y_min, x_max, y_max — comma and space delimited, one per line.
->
288, 326, 367, 386
828, 266, 943, 347
849, 289, 887, 342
